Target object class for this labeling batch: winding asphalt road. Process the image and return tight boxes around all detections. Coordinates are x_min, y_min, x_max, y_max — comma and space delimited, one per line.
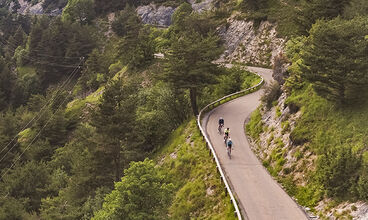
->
203, 67, 308, 220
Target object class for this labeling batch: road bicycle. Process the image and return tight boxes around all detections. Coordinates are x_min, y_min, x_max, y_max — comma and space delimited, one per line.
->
218, 124, 224, 134
227, 145, 232, 159
224, 135, 228, 145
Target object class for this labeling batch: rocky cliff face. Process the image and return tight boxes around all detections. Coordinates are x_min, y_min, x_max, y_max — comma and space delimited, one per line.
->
17, 0, 43, 14
218, 15, 285, 67
136, 0, 214, 27
188, 0, 214, 12
9, 0, 62, 15
136, 4, 175, 27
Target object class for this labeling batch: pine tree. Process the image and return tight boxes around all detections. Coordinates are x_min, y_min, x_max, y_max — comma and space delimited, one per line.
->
163, 3, 224, 115
301, 17, 368, 104
92, 79, 139, 181
0, 57, 14, 109
13, 26, 26, 48
296, 0, 350, 34
62, 0, 95, 25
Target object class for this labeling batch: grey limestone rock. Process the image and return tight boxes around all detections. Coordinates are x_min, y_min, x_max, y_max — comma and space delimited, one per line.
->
137, 4, 175, 27
217, 16, 285, 66
188, 0, 214, 12
17, 0, 44, 15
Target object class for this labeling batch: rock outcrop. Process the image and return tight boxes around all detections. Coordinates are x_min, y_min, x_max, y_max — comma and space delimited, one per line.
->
136, 0, 214, 27
188, 0, 214, 12
218, 15, 285, 67
136, 4, 175, 27
8, 0, 63, 16
17, 0, 44, 15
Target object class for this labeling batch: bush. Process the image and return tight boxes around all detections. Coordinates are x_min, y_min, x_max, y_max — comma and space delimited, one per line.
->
317, 147, 361, 199
261, 82, 281, 110
289, 125, 309, 145
246, 108, 263, 139
272, 53, 289, 85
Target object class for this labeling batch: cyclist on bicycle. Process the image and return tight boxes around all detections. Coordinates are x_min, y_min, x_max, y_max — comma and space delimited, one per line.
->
224, 128, 230, 143
227, 137, 233, 159
224, 128, 230, 137
227, 138, 233, 149
219, 117, 224, 127
218, 117, 224, 133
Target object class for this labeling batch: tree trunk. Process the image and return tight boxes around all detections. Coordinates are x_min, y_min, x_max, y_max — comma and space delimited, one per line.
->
114, 153, 121, 182
189, 87, 199, 116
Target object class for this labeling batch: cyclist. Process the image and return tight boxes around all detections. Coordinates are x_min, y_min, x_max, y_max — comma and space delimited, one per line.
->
218, 117, 224, 133
227, 138, 233, 149
224, 128, 230, 143
224, 127, 230, 137
227, 137, 233, 158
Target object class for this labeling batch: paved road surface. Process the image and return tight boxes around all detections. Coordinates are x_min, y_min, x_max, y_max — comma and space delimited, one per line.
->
203, 67, 308, 220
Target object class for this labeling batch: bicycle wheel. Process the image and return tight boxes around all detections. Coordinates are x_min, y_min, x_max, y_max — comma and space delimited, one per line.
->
227, 147, 231, 159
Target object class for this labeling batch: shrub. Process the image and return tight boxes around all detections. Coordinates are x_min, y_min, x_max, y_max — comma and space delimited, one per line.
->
261, 82, 281, 110
246, 108, 263, 139
290, 125, 309, 145
317, 147, 361, 199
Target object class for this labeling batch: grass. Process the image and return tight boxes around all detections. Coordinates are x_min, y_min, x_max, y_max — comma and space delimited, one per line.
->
275, 106, 281, 118
245, 108, 263, 140
254, 83, 368, 212
153, 119, 237, 219
17, 66, 37, 78
287, 84, 368, 156
66, 87, 104, 114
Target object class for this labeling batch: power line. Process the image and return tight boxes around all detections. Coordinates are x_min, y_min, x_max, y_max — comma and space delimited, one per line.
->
0, 41, 82, 67
0, 71, 82, 180
0, 38, 90, 62
0, 58, 83, 163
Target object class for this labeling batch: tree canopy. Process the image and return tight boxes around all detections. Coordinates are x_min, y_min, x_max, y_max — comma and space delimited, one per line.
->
93, 159, 174, 220
164, 3, 223, 115
300, 16, 368, 104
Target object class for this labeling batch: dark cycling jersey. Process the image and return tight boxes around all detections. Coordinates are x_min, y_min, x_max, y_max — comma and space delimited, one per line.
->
219, 118, 224, 125
227, 140, 233, 148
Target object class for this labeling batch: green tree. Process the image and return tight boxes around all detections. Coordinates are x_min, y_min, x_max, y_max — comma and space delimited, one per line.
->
93, 159, 174, 220
343, 0, 368, 19
40, 123, 111, 219
357, 160, 368, 200
296, 0, 350, 34
1, 161, 51, 212
111, 4, 139, 37
136, 81, 189, 150
239, 0, 268, 11
0, 196, 27, 220
317, 146, 361, 198
13, 26, 26, 48
92, 78, 139, 181
114, 6, 154, 69
164, 4, 223, 115
300, 17, 368, 104
0, 57, 14, 109
62, 0, 96, 25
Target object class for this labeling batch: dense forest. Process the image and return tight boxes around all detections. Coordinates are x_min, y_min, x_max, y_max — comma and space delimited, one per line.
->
0, 0, 259, 218
0, 0, 367, 218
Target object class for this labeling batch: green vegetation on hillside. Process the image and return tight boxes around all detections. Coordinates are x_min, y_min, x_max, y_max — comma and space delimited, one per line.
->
246, 0, 368, 216
0, 1, 260, 218
94, 120, 237, 219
